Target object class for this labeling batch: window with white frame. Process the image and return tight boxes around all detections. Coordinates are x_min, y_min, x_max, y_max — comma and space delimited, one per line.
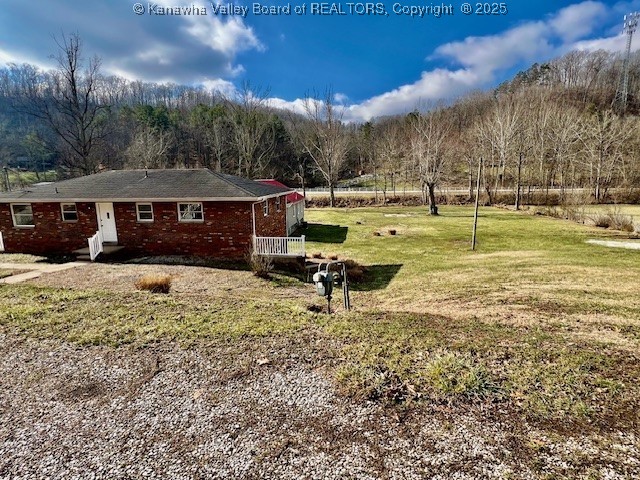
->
178, 202, 203, 222
60, 203, 78, 222
136, 203, 154, 222
276, 196, 281, 212
11, 204, 34, 227
263, 200, 269, 216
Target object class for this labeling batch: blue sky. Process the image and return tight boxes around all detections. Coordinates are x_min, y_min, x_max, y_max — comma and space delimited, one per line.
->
1, 0, 639, 121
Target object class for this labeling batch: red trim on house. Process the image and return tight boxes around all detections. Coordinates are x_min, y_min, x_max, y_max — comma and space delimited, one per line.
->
256, 179, 304, 204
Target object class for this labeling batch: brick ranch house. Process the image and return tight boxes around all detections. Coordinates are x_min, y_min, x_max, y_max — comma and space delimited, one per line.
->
256, 179, 305, 235
0, 169, 305, 260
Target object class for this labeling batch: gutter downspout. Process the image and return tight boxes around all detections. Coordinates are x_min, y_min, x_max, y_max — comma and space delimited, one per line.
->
251, 202, 257, 237
251, 202, 258, 253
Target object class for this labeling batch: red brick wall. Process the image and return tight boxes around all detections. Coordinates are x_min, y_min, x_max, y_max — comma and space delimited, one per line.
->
0, 202, 98, 255
0, 196, 288, 258
113, 201, 256, 258
254, 196, 287, 238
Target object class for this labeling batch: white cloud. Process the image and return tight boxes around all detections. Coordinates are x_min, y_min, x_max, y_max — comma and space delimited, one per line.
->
271, 1, 626, 122
334, 93, 348, 104
267, 97, 310, 115
572, 29, 640, 52
184, 16, 263, 56
0, 48, 17, 65
433, 22, 553, 75
344, 69, 480, 121
550, 1, 608, 42
154, 0, 263, 56
202, 78, 238, 97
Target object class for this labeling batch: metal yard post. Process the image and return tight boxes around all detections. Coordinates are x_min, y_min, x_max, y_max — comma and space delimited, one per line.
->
472, 157, 483, 251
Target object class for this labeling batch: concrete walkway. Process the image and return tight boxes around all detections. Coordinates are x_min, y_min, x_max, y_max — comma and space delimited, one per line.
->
0, 262, 87, 285
586, 239, 640, 250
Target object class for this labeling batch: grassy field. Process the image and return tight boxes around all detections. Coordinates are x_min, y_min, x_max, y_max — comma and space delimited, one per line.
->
6, 170, 57, 188
1, 206, 639, 430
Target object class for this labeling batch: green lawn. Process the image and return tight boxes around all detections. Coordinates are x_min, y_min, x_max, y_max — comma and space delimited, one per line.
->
1, 206, 639, 428
303, 207, 640, 423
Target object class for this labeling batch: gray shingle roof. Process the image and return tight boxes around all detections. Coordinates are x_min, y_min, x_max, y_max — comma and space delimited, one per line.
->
0, 169, 291, 202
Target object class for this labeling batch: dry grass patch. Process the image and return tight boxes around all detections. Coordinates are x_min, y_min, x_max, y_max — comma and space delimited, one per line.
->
135, 274, 172, 294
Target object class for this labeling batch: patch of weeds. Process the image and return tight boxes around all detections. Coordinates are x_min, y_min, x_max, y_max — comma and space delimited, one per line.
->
506, 348, 625, 420
422, 351, 500, 401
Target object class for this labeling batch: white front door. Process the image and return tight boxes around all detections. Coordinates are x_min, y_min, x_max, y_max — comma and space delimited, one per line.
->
96, 203, 118, 243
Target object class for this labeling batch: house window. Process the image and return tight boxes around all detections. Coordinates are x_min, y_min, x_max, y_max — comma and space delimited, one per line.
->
11, 204, 34, 227
60, 203, 78, 222
263, 200, 269, 216
178, 202, 203, 222
136, 203, 154, 222
276, 196, 281, 212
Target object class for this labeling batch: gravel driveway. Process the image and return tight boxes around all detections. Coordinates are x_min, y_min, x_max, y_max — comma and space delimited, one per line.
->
1, 334, 638, 479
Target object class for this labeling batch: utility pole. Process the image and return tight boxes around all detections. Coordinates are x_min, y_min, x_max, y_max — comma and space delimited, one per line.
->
612, 12, 639, 115
471, 157, 483, 251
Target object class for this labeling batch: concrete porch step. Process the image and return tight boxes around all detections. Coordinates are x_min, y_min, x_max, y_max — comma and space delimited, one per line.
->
73, 244, 125, 260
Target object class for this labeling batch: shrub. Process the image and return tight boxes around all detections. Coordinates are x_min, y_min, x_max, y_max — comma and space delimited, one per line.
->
135, 274, 172, 294
591, 213, 612, 229
373, 231, 381, 236
247, 251, 274, 279
609, 213, 635, 232
327, 253, 339, 260
311, 251, 323, 259
589, 209, 634, 232
388, 229, 397, 236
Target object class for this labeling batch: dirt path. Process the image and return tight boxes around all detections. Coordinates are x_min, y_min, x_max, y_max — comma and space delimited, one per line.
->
0, 262, 87, 284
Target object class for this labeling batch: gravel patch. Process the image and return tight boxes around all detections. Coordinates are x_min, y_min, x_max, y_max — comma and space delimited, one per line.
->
1, 335, 638, 479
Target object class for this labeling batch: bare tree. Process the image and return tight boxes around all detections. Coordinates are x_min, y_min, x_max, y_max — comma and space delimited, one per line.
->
295, 91, 350, 207
124, 125, 172, 168
578, 110, 631, 202
408, 107, 451, 215
475, 94, 522, 204
374, 119, 405, 203
225, 83, 277, 178
20, 33, 109, 175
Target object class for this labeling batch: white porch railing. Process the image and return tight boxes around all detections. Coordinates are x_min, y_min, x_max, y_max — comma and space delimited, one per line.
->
88, 230, 103, 261
0, 231, 4, 252
253, 235, 305, 257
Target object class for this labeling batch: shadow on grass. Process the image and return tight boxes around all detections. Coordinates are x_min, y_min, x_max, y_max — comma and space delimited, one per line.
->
352, 264, 403, 291
297, 223, 349, 244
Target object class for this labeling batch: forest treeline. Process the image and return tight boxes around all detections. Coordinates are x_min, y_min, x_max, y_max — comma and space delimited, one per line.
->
1, 34, 639, 208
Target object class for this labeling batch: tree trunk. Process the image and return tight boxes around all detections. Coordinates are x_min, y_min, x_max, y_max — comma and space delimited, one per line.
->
468, 159, 474, 201
515, 152, 523, 210
329, 182, 336, 207
427, 183, 438, 215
